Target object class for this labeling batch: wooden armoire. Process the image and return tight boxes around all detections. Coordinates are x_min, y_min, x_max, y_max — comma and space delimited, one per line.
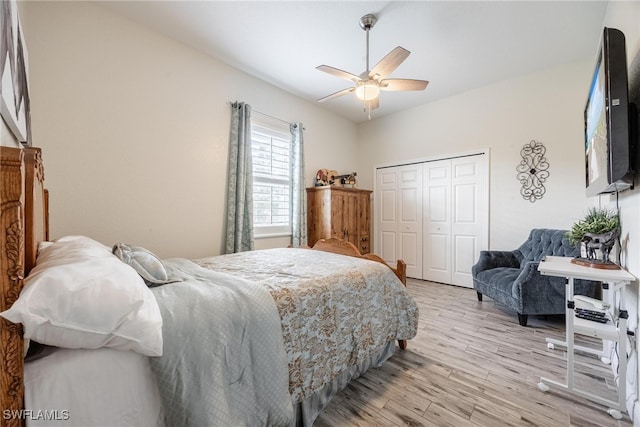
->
306, 186, 372, 254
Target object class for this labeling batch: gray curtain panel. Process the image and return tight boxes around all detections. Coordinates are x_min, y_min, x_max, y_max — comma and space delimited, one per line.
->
290, 123, 307, 247
225, 102, 254, 253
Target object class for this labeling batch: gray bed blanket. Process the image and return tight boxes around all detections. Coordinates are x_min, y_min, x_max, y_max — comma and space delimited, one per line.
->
149, 258, 293, 427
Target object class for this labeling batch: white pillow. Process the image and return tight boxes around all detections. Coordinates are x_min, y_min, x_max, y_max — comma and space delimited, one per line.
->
1, 236, 163, 356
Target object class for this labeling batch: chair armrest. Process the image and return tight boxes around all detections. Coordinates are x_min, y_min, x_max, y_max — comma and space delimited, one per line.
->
515, 261, 600, 296
472, 250, 521, 276
515, 261, 541, 284
513, 260, 567, 304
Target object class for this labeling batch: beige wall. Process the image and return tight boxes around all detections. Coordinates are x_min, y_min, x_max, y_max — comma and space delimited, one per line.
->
357, 59, 593, 251
23, 1, 358, 258
600, 1, 640, 420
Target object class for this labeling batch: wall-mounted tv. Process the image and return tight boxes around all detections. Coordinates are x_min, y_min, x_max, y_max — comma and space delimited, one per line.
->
585, 27, 634, 197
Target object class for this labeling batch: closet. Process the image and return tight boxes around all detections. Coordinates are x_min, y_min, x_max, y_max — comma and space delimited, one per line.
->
375, 153, 489, 287
306, 186, 372, 254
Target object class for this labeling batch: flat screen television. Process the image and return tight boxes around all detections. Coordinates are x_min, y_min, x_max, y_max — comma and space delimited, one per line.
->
584, 27, 634, 197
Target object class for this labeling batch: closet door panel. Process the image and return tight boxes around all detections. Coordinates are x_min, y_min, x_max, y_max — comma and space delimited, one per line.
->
380, 231, 397, 263
375, 165, 422, 278
453, 235, 477, 283
376, 169, 399, 264
450, 156, 489, 288
398, 165, 423, 278
376, 152, 488, 287
423, 160, 452, 284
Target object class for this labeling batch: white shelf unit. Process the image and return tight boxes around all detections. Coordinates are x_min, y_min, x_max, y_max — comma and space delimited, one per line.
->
537, 256, 635, 419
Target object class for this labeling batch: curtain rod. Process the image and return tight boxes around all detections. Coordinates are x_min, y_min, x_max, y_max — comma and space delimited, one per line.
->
253, 109, 306, 130
229, 102, 305, 130
252, 109, 292, 126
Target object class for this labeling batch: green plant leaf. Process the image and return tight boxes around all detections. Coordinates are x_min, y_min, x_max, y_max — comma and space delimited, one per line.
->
565, 207, 620, 245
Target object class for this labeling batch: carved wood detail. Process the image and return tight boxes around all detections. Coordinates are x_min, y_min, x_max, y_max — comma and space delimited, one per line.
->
1, 147, 25, 427
23, 148, 44, 275
24, 147, 43, 185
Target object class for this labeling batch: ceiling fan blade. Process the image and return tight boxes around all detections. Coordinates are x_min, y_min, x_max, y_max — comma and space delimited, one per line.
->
317, 87, 355, 103
380, 78, 429, 91
368, 46, 410, 80
316, 65, 361, 82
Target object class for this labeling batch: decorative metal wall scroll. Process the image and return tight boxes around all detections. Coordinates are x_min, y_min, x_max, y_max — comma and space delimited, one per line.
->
516, 140, 549, 202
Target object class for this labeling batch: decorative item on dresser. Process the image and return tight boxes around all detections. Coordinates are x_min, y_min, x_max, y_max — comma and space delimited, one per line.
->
306, 186, 372, 254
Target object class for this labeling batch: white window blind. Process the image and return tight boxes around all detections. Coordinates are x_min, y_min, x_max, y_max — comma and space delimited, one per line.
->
251, 122, 292, 237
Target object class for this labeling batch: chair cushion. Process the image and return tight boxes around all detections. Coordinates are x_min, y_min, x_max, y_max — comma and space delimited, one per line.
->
518, 229, 579, 262
475, 267, 521, 307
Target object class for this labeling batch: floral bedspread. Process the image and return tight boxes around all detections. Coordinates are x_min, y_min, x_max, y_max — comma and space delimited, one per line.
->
194, 248, 419, 403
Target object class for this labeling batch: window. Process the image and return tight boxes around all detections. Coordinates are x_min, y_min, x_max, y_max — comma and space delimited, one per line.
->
251, 121, 292, 237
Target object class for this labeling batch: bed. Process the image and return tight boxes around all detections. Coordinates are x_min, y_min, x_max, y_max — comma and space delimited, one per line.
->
0, 146, 419, 426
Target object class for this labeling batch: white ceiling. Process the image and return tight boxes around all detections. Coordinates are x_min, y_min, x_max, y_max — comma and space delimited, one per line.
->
99, 1, 608, 123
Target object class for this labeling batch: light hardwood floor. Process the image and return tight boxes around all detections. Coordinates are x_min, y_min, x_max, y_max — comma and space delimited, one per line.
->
315, 279, 634, 427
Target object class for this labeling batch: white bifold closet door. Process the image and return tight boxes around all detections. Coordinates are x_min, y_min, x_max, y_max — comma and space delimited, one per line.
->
376, 164, 423, 279
375, 153, 488, 288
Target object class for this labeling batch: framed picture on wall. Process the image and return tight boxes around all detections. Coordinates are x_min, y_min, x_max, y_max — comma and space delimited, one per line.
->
1, 0, 31, 146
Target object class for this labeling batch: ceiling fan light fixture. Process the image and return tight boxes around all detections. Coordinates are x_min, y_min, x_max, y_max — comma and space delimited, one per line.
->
315, 12, 428, 113
355, 81, 380, 101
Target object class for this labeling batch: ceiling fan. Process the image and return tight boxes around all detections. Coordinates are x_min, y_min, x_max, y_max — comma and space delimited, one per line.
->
316, 13, 429, 117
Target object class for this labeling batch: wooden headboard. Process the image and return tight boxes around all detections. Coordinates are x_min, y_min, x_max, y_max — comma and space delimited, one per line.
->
0, 146, 48, 426
310, 238, 407, 285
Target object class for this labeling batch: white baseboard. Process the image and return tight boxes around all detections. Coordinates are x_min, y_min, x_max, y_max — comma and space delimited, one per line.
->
633, 400, 640, 425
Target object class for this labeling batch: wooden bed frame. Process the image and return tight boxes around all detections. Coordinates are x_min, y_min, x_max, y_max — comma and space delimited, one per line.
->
309, 238, 407, 285
1, 146, 47, 426
0, 146, 408, 424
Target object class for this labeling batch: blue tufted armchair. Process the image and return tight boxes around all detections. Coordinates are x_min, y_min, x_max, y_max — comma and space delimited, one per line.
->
472, 229, 600, 326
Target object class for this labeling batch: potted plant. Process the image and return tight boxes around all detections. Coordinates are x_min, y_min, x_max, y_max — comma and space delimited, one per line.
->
566, 207, 620, 266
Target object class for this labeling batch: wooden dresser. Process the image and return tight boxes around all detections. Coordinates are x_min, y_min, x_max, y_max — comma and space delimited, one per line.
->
306, 186, 372, 254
